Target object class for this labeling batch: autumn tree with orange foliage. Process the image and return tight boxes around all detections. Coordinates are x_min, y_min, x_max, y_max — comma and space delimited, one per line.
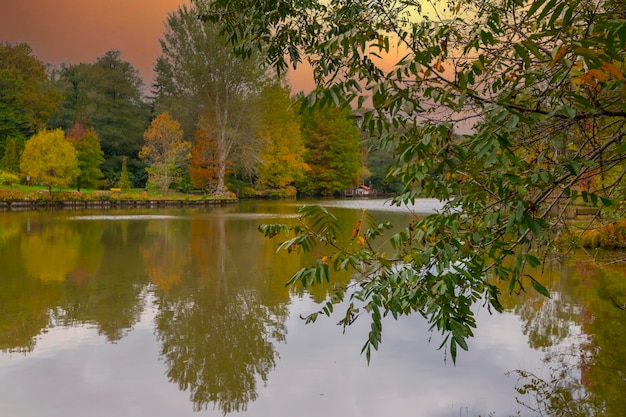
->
140, 113, 190, 196
190, 121, 223, 194
154, 3, 266, 196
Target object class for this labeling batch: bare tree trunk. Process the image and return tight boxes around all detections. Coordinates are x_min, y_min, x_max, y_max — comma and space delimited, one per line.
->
214, 93, 233, 196
164, 165, 169, 197
216, 151, 228, 195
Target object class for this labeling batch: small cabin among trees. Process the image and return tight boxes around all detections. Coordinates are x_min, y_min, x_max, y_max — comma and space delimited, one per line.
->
344, 184, 375, 197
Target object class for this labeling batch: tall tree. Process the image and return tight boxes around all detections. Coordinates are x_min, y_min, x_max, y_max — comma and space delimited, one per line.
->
300, 104, 362, 196
20, 129, 79, 198
0, 43, 60, 160
47, 63, 95, 130
190, 124, 222, 193
366, 147, 403, 194
140, 113, 191, 196
0, 71, 29, 148
50, 51, 150, 187
203, 0, 626, 361
117, 156, 132, 190
65, 123, 104, 191
0, 137, 25, 174
256, 83, 308, 190
154, 2, 267, 195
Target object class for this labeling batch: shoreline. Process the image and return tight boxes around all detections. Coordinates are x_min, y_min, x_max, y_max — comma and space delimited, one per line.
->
0, 198, 237, 211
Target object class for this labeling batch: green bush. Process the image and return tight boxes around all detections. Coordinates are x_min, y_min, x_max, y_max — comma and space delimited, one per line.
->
0, 172, 20, 186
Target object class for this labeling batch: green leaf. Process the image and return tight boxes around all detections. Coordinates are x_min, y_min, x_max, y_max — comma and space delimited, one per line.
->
453, 333, 469, 351
562, 6, 574, 27
600, 196, 613, 207
527, 218, 542, 237
548, 1, 567, 27
525, 254, 541, 268
561, 106, 576, 119
516, 202, 526, 221
450, 338, 457, 362
507, 114, 520, 130
537, 0, 559, 22
513, 44, 531, 67
526, 0, 548, 18
530, 277, 551, 298
521, 40, 545, 60
613, 142, 626, 154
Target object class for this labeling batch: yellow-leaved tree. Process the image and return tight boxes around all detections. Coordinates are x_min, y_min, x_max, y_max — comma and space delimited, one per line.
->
20, 128, 79, 199
139, 112, 191, 196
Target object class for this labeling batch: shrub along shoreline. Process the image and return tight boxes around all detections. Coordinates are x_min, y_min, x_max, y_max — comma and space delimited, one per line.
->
0, 188, 237, 211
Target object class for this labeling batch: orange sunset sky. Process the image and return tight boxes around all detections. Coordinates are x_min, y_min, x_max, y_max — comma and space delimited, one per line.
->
0, 0, 313, 93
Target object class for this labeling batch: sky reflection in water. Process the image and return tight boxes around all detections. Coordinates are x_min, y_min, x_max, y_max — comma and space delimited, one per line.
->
0, 200, 614, 417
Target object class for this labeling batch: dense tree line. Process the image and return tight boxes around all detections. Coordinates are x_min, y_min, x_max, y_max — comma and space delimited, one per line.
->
49, 50, 150, 187
0, 0, 393, 196
0, 43, 60, 173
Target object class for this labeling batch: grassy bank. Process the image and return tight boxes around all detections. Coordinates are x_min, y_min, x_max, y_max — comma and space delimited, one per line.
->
0, 184, 235, 203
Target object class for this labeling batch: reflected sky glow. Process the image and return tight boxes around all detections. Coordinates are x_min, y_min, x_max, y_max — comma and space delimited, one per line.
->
0, 293, 542, 417
293, 198, 446, 214
70, 215, 180, 220
220, 213, 301, 219
0, 201, 591, 417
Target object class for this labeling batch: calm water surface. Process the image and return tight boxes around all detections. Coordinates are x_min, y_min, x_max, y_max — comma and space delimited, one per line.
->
0, 199, 624, 417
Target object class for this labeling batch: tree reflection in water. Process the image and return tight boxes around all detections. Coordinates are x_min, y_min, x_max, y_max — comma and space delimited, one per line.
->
3, 207, 626, 415
155, 292, 286, 413
0, 213, 155, 350
151, 210, 290, 414
508, 255, 626, 417
58, 218, 147, 342
511, 352, 603, 417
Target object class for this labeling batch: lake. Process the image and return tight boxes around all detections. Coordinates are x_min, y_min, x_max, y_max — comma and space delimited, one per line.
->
0, 199, 624, 417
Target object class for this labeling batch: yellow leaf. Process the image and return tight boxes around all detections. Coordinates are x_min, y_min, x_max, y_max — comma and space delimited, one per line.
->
357, 236, 366, 246
572, 47, 599, 58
